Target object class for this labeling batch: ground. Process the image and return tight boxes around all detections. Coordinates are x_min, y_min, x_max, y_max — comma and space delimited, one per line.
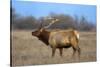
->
11, 30, 96, 66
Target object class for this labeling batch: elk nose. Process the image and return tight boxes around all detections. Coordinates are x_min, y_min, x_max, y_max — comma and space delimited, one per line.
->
32, 32, 34, 36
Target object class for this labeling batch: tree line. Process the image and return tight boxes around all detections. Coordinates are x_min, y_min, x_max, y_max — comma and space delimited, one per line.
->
11, 8, 96, 31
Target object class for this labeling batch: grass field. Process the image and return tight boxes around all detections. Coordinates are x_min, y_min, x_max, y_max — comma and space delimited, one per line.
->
11, 30, 96, 66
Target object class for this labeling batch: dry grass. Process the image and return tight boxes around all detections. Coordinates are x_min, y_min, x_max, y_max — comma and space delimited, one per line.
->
11, 30, 96, 66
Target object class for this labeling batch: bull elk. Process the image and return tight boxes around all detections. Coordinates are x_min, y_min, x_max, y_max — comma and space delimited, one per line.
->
32, 18, 80, 58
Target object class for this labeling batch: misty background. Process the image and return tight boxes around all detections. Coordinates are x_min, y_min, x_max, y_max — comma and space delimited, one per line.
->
11, 1, 96, 31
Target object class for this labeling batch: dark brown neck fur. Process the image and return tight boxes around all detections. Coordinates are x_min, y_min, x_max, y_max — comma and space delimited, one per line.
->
38, 29, 50, 45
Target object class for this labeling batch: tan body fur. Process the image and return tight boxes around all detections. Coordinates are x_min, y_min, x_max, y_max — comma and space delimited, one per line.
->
49, 30, 78, 47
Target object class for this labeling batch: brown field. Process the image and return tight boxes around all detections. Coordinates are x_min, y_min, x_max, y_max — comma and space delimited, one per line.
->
11, 30, 96, 66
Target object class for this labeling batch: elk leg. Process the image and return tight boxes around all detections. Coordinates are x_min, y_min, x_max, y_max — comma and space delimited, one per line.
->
59, 48, 63, 57
77, 46, 81, 58
72, 47, 76, 57
72, 46, 80, 58
52, 48, 56, 57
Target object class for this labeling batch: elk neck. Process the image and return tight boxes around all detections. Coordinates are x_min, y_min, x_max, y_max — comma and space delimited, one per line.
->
38, 29, 50, 45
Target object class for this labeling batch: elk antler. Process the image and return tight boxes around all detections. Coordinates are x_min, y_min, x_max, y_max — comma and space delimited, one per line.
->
44, 18, 59, 28
38, 17, 59, 29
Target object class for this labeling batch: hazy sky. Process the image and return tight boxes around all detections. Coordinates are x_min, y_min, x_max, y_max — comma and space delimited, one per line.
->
12, 0, 96, 23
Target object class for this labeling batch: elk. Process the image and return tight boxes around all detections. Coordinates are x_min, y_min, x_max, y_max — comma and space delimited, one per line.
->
32, 18, 80, 58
